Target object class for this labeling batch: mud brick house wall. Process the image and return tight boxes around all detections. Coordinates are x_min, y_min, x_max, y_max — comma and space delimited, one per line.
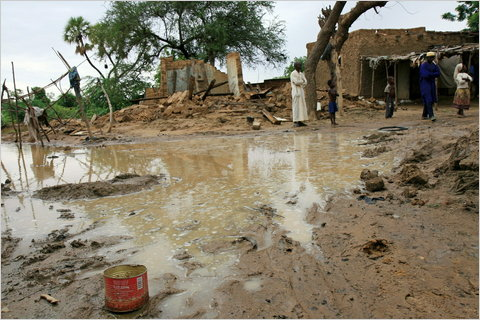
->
226, 52, 244, 96
307, 27, 477, 99
158, 57, 230, 98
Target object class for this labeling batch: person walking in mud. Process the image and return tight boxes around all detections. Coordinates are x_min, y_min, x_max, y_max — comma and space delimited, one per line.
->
290, 62, 308, 127
419, 52, 440, 121
327, 79, 339, 126
452, 64, 473, 117
384, 76, 395, 118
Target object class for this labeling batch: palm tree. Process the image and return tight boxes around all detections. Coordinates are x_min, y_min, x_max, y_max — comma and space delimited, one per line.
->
64, 16, 105, 79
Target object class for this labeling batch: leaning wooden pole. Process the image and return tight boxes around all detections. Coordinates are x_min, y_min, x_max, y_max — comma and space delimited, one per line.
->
27, 87, 49, 144
11, 62, 23, 149
73, 85, 93, 139
55, 49, 93, 139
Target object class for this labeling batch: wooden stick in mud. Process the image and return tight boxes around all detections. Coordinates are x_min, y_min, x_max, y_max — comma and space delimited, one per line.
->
11, 62, 23, 149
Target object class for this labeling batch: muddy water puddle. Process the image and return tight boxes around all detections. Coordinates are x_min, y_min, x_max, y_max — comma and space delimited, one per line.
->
2, 130, 395, 317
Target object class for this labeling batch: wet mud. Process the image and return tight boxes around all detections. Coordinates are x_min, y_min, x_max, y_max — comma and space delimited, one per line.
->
1, 102, 478, 319
33, 174, 168, 201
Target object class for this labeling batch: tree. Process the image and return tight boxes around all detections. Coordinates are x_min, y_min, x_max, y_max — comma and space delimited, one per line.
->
57, 92, 77, 108
31, 87, 50, 106
64, 16, 105, 78
442, 1, 479, 32
304, 1, 387, 119
89, 1, 287, 68
283, 57, 307, 77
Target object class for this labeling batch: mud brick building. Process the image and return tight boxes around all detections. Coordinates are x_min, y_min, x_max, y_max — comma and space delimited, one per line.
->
308, 27, 478, 100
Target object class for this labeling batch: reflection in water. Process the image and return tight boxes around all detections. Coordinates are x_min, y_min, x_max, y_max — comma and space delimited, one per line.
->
1, 130, 395, 317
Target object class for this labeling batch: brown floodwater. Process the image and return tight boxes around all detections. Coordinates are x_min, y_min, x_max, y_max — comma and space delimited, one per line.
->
1, 130, 396, 318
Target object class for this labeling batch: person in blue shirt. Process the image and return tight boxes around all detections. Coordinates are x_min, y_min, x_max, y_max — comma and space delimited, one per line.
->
419, 52, 440, 121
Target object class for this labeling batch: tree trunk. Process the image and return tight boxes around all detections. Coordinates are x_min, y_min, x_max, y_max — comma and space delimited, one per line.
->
330, 1, 388, 89
334, 51, 345, 116
304, 2, 346, 120
98, 80, 115, 133
320, 1, 388, 118
80, 38, 105, 79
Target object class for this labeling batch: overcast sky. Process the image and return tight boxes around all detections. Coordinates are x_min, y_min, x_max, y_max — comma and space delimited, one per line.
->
0, 1, 468, 98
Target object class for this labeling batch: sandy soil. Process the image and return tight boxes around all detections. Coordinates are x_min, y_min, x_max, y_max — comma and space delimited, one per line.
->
1, 93, 478, 319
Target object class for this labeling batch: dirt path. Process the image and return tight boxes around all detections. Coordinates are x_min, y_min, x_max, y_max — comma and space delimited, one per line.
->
1, 99, 478, 319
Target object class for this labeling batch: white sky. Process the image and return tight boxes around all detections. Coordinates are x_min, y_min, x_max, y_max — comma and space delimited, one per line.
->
0, 1, 469, 98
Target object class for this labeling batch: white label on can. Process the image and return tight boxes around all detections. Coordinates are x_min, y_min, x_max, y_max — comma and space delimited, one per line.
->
137, 276, 143, 290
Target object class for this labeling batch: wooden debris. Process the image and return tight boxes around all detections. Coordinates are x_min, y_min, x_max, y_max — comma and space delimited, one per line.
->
249, 87, 273, 99
194, 80, 228, 95
218, 109, 249, 113
273, 116, 290, 122
40, 294, 59, 304
202, 79, 216, 101
252, 120, 261, 130
261, 109, 280, 125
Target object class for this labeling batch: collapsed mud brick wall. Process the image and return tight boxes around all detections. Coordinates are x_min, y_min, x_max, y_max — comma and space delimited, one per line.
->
157, 57, 230, 98
307, 27, 477, 99
226, 52, 245, 97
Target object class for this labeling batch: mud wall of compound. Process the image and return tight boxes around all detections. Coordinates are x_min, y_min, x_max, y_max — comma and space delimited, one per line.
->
158, 57, 229, 97
308, 27, 477, 98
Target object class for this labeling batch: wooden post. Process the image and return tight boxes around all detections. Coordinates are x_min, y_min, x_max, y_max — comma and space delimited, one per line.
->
434, 51, 439, 112
54, 50, 93, 139
394, 62, 398, 111
371, 66, 375, 98
360, 59, 364, 96
73, 85, 93, 139
11, 62, 23, 149
26, 87, 47, 145
2, 81, 20, 143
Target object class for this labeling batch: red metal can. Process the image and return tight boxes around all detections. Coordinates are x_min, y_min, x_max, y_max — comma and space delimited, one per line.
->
104, 264, 149, 312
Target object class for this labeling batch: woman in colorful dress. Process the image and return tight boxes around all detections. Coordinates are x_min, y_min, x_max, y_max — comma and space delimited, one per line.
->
453, 64, 473, 117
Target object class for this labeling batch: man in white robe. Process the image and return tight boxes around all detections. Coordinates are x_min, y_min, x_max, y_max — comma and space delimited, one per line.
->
290, 62, 308, 127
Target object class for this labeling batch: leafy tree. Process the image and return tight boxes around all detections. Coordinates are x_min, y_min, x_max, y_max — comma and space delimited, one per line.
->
57, 92, 78, 108
82, 76, 151, 117
442, 1, 479, 32
283, 57, 307, 77
31, 87, 50, 106
89, 1, 287, 68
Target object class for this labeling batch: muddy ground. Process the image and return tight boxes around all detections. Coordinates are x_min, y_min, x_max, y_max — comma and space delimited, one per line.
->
1, 93, 479, 319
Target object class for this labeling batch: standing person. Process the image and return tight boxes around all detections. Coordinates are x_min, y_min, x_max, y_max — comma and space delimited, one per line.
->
419, 52, 440, 121
384, 76, 395, 118
327, 79, 338, 126
290, 62, 308, 127
452, 64, 473, 117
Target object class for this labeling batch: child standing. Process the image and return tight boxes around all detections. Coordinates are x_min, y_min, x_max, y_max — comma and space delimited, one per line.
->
384, 76, 395, 118
327, 80, 338, 126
